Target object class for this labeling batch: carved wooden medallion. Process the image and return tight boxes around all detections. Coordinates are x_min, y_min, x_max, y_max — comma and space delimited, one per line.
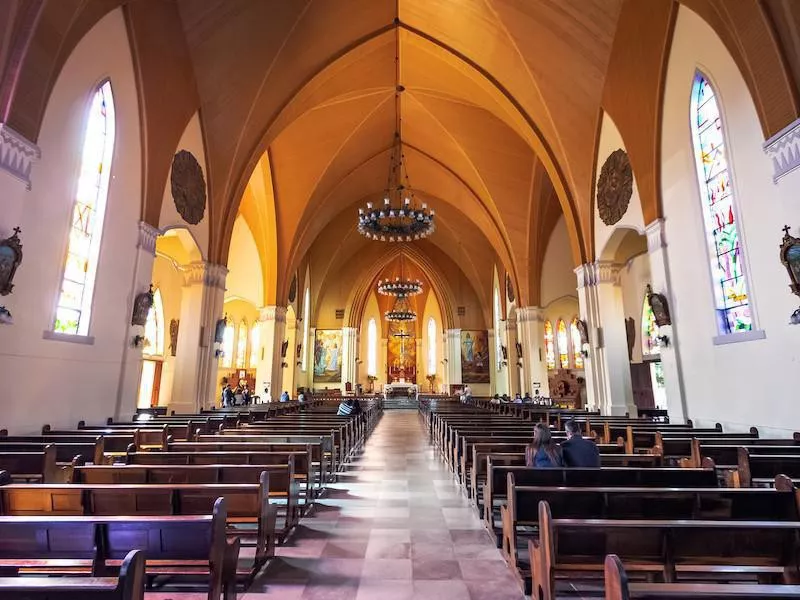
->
170, 150, 206, 225
597, 149, 633, 226
505, 273, 515, 304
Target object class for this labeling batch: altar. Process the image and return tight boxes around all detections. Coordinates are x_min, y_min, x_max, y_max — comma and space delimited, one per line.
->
383, 381, 417, 398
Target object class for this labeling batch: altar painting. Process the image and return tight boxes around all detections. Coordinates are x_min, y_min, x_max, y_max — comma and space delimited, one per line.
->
387, 324, 416, 383
461, 330, 489, 383
313, 330, 342, 383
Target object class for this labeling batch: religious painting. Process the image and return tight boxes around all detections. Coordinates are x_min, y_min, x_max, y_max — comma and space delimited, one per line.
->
313, 329, 342, 383
461, 330, 489, 383
387, 324, 416, 383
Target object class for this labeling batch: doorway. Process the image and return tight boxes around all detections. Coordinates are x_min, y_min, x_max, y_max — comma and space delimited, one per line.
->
137, 359, 162, 408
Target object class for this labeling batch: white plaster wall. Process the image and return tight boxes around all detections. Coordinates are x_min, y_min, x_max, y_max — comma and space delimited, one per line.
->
661, 6, 800, 435
150, 255, 184, 408
594, 113, 646, 257
420, 291, 444, 389
619, 254, 652, 365
226, 216, 264, 307
0, 9, 141, 433
158, 112, 209, 258
358, 293, 383, 389
540, 217, 577, 306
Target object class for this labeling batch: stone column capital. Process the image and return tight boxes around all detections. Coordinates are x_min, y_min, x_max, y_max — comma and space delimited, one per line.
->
646, 218, 667, 252
764, 117, 800, 182
0, 123, 40, 190
575, 262, 621, 288
259, 305, 287, 324
516, 306, 544, 323
182, 261, 228, 289
137, 221, 159, 255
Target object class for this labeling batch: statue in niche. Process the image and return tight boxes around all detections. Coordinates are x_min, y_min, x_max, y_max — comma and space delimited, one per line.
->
0, 227, 23, 296
169, 319, 180, 356
625, 317, 635, 361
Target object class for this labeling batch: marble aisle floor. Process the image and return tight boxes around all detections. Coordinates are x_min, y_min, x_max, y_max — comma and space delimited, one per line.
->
146, 410, 525, 599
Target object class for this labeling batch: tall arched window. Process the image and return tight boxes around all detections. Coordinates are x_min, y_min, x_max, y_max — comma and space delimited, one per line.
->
235, 320, 248, 369
53, 81, 116, 335
367, 318, 377, 377
493, 286, 503, 370
249, 322, 260, 368
691, 73, 752, 335
427, 317, 437, 375
557, 319, 569, 369
570, 318, 583, 369
221, 322, 234, 368
544, 320, 555, 370
642, 296, 659, 356
301, 287, 310, 371
143, 289, 164, 356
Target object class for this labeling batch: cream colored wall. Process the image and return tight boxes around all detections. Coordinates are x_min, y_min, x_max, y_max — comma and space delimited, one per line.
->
149, 255, 184, 407
541, 216, 578, 307
358, 292, 384, 390
226, 215, 264, 307
158, 112, 209, 258
619, 254, 652, 365
0, 9, 142, 433
661, 6, 800, 435
420, 291, 444, 392
217, 298, 259, 386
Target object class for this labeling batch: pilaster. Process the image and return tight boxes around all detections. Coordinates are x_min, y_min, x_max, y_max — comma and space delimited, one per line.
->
764, 117, 800, 182
0, 123, 40, 190
445, 328, 462, 389
255, 306, 287, 402
516, 307, 549, 397
341, 326, 358, 393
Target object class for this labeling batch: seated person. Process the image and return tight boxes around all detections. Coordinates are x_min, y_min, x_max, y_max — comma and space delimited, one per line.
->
280, 390, 290, 403
337, 398, 357, 416
490, 394, 501, 405
561, 419, 601, 467
525, 423, 564, 468
513, 393, 523, 403
523, 392, 532, 403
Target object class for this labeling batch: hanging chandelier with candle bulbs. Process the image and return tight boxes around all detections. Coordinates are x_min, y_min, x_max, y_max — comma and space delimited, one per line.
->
385, 293, 417, 322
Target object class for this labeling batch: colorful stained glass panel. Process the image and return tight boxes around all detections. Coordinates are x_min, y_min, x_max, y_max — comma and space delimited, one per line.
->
544, 321, 555, 371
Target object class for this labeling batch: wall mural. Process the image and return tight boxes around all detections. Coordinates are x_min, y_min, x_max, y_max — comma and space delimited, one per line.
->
313, 329, 342, 383
461, 330, 490, 383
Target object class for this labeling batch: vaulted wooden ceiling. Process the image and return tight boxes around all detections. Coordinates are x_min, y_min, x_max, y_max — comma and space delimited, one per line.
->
2, 0, 798, 310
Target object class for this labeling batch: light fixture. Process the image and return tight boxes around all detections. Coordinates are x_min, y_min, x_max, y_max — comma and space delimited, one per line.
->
385, 294, 417, 322
356, 36, 435, 242
377, 255, 423, 297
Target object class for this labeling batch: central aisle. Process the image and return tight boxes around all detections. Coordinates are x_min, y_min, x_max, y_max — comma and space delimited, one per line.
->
245, 410, 524, 599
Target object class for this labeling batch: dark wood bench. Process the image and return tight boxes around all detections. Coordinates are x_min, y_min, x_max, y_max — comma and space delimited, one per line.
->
0, 497, 238, 599
0, 549, 144, 600
604, 553, 800, 599
0, 474, 276, 571
0, 446, 61, 482
530, 501, 800, 600
0, 440, 103, 465
501, 477, 800, 593
738, 448, 800, 487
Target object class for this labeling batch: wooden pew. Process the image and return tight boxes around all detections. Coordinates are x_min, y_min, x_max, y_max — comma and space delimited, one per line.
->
69, 462, 299, 540
604, 554, 800, 600
0, 446, 61, 482
43, 427, 167, 452
501, 477, 800, 593
0, 440, 103, 465
482, 463, 718, 539
530, 500, 800, 600
737, 448, 800, 487
0, 549, 145, 600
0, 497, 239, 600
0, 474, 276, 571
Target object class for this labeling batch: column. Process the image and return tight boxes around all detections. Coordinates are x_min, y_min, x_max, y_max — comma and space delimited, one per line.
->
171, 260, 228, 413
516, 307, 550, 397
113, 222, 158, 421
380, 337, 388, 391
283, 316, 297, 395
445, 328, 462, 391
341, 326, 358, 393
646, 219, 688, 423
505, 312, 521, 397
255, 306, 286, 402
416, 338, 423, 387
575, 262, 634, 416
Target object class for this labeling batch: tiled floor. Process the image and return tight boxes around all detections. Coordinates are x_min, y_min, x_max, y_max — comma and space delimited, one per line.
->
147, 410, 524, 599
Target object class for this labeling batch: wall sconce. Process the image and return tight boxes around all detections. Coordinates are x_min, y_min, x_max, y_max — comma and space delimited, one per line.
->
281, 361, 288, 368
441, 358, 448, 364
214, 348, 225, 359
656, 334, 670, 348
581, 343, 590, 359
132, 333, 145, 348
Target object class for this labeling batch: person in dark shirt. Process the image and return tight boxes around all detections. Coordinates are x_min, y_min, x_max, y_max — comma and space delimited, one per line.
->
525, 423, 564, 468
561, 419, 601, 467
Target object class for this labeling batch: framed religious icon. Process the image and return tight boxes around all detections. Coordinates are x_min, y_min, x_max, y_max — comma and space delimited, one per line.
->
779, 225, 800, 322
214, 315, 228, 344
575, 318, 590, 346
646, 285, 672, 327
0, 227, 22, 296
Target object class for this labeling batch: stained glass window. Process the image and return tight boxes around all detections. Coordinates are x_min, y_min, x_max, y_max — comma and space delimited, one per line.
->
367, 318, 377, 377
544, 320, 555, 370
427, 317, 437, 376
570, 318, 583, 369
301, 287, 310, 371
221, 323, 234, 368
642, 295, 659, 356
53, 81, 115, 335
557, 319, 569, 369
143, 289, 164, 356
249, 322, 260, 369
691, 74, 752, 334
235, 320, 247, 369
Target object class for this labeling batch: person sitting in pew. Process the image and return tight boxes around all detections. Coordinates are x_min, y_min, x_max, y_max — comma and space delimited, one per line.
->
561, 419, 601, 468
525, 423, 564, 468
242, 383, 252, 406
337, 398, 357, 416
280, 390, 290, 403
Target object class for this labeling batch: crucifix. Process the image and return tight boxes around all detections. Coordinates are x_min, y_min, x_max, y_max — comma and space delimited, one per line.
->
392, 327, 412, 380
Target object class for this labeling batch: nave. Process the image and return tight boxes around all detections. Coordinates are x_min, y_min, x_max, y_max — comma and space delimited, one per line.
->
241, 410, 523, 600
